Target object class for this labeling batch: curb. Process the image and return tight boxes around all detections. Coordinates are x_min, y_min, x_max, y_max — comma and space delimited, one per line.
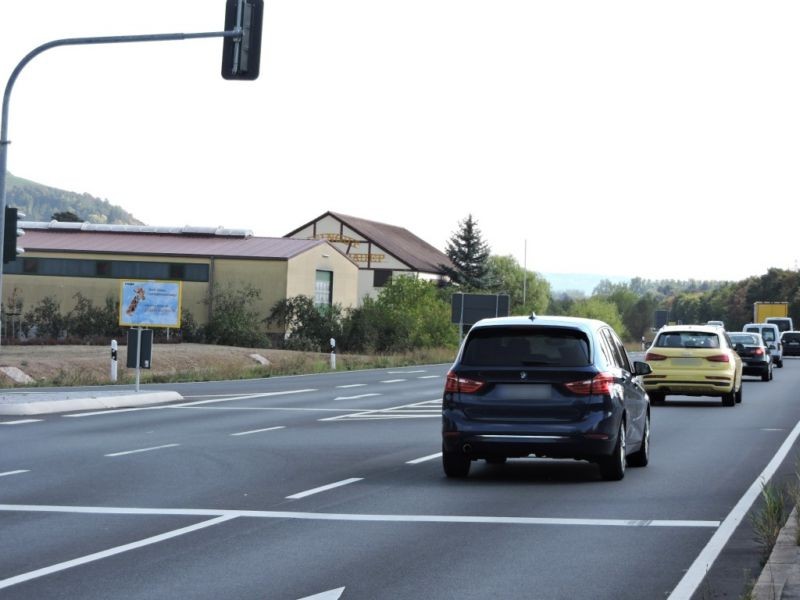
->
753, 507, 800, 599
0, 391, 183, 415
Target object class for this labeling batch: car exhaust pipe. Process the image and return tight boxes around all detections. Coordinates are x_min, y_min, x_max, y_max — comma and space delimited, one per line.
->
462, 443, 472, 453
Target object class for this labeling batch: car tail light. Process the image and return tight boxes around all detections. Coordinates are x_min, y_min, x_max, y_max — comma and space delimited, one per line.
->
645, 352, 667, 361
706, 354, 730, 363
754, 348, 764, 356
445, 371, 485, 393
564, 372, 615, 395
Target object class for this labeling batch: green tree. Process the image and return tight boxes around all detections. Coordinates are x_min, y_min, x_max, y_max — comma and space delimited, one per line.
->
51, 211, 82, 222
268, 295, 343, 351
444, 214, 491, 289
66, 293, 122, 339
569, 297, 628, 338
204, 284, 268, 347
485, 255, 550, 315
23, 296, 66, 339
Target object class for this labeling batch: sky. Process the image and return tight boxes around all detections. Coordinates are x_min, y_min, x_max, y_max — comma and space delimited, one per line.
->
1, 1, 799, 283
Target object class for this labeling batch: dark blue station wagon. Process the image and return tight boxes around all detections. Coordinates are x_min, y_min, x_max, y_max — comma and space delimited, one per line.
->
442, 314, 652, 480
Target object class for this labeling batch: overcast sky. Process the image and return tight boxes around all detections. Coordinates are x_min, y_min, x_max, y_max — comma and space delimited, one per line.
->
1, 1, 799, 282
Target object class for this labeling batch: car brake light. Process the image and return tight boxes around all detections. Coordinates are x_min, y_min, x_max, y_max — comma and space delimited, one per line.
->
706, 354, 730, 363
754, 348, 764, 356
564, 372, 615, 395
445, 371, 485, 393
645, 352, 667, 361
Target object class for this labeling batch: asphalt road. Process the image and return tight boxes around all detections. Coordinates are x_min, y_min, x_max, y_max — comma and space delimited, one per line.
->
2, 360, 800, 599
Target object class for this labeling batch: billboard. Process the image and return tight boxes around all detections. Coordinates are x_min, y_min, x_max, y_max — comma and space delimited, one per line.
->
451, 293, 511, 328
119, 280, 182, 328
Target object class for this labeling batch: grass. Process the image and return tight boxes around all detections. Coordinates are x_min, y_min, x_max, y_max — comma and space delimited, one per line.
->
751, 480, 788, 565
27, 347, 457, 387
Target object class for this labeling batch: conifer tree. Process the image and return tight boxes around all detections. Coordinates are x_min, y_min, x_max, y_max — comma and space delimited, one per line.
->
444, 214, 491, 289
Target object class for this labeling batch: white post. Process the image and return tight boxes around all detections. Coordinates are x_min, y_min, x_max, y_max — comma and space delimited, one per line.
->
330, 337, 336, 370
110, 339, 118, 382
135, 327, 142, 393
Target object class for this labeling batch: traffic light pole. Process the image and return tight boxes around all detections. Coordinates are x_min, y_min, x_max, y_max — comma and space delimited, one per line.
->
0, 28, 242, 349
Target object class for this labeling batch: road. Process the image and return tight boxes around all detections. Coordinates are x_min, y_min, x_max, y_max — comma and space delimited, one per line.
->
1, 359, 800, 599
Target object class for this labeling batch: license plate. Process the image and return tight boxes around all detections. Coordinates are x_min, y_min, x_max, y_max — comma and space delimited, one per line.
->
671, 357, 701, 366
495, 384, 551, 400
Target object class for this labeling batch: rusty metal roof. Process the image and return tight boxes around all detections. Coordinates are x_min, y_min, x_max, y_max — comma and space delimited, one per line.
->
20, 227, 327, 260
286, 211, 453, 273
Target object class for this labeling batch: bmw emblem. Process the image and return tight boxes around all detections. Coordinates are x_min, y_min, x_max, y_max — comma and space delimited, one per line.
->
520, 371, 527, 380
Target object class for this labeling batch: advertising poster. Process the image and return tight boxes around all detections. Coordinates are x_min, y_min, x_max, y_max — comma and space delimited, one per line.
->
119, 280, 182, 328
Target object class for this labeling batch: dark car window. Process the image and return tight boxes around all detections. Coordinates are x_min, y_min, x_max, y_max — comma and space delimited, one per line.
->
656, 331, 719, 348
461, 327, 590, 367
761, 329, 776, 342
601, 328, 631, 372
783, 333, 800, 343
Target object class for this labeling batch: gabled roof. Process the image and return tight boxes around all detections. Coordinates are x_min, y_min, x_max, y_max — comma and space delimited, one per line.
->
286, 211, 453, 274
18, 222, 330, 260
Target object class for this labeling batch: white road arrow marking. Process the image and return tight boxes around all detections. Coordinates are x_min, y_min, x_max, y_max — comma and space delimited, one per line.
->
297, 587, 345, 600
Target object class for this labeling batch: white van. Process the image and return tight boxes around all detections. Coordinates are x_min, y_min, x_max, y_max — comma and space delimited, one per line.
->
743, 323, 783, 368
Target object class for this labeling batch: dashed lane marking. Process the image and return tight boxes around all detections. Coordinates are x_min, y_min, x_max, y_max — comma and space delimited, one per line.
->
286, 478, 363, 500
333, 393, 381, 401
388, 370, 426, 374
406, 453, 442, 465
418, 375, 440, 379
1, 419, 43, 425
380, 379, 407, 384
105, 444, 180, 457
335, 384, 366, 389
0, 470, 29, 477
230, 426, 286, 437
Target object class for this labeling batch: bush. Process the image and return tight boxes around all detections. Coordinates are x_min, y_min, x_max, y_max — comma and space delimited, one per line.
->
268, 296, 342, 352
23, 295, 66, 339
203, 284, 269, 348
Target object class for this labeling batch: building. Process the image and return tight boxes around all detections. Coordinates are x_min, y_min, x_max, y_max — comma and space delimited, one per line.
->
3, 222, 359, 333
285, 211, 452, 303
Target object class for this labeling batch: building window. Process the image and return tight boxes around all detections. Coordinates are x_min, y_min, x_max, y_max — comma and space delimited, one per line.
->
373, 269, 392, 288
22, 258, 38, 274
169, 264, 185, 279
2, 257, 209, 282
96, 261, 111, 277
315, 270, 333, 306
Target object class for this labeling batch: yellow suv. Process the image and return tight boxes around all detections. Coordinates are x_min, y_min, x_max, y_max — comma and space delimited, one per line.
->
644, 325, 743, 407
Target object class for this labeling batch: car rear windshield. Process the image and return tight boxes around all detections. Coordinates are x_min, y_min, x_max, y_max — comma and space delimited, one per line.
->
655, 331, 720, 348
730, 334, 758, 345
783, 332, 800, 343
746, 327, 777, 342
461, 327, 591, 367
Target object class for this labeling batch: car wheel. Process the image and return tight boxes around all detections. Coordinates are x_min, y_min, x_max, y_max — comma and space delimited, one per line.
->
485, 457, 507, 465
778, 359, 784, 368
442, 446, 471, 478
770, 366, 774, 380
649, 392, 665, 405
762, 367, 771, 382
599, 421, 626, 481
722, 390, 735, 407
735, 384, 743, 404
628, 412, 649, 468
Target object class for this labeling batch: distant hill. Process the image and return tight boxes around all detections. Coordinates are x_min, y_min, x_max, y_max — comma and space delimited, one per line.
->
544, 272, 631, 295
5, 173, 143, 225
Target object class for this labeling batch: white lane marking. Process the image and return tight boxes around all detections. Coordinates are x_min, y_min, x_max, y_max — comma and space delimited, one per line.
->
298, 587, 346, 600
0, 419, 43, 425
668, 417, 800, 600
406, 452, 442, 465
320, 399, 441, 422
105, 444, 180, 457
0, 470, 29, 477
0, 503, 720, 528
173, 406, 355, 413
230, 426, 285, 437
333, 393, 381, 401
418, 375, 440, 379
380, 379, 406, 383
286, 478, 363, 500
335, 384, 366, 389
0, 515, 235, 591
64, 407, 166, 418
388, 370, 426, 374
761, 428, 785, 432
173, 389, 318, 407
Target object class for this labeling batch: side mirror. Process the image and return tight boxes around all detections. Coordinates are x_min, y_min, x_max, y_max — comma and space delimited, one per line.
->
633, 361, 652, 376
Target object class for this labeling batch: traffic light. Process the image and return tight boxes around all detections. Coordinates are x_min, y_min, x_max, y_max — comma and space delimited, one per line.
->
221, 0, 264, 80
3, 206, 24, 264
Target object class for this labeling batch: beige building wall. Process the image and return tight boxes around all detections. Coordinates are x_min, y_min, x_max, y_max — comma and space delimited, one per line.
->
210, 258, 289, 331
285, 244, 358, 308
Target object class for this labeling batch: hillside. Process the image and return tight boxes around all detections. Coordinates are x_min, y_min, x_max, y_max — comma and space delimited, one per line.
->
5, 173, 143, 225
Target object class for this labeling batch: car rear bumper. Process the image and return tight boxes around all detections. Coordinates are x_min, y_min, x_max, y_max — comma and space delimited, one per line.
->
442, 409, 620, 460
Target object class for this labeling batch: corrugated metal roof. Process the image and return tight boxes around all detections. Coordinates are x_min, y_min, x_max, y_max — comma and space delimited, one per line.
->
20, 228, 326, 260
286, 211, 453, 273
